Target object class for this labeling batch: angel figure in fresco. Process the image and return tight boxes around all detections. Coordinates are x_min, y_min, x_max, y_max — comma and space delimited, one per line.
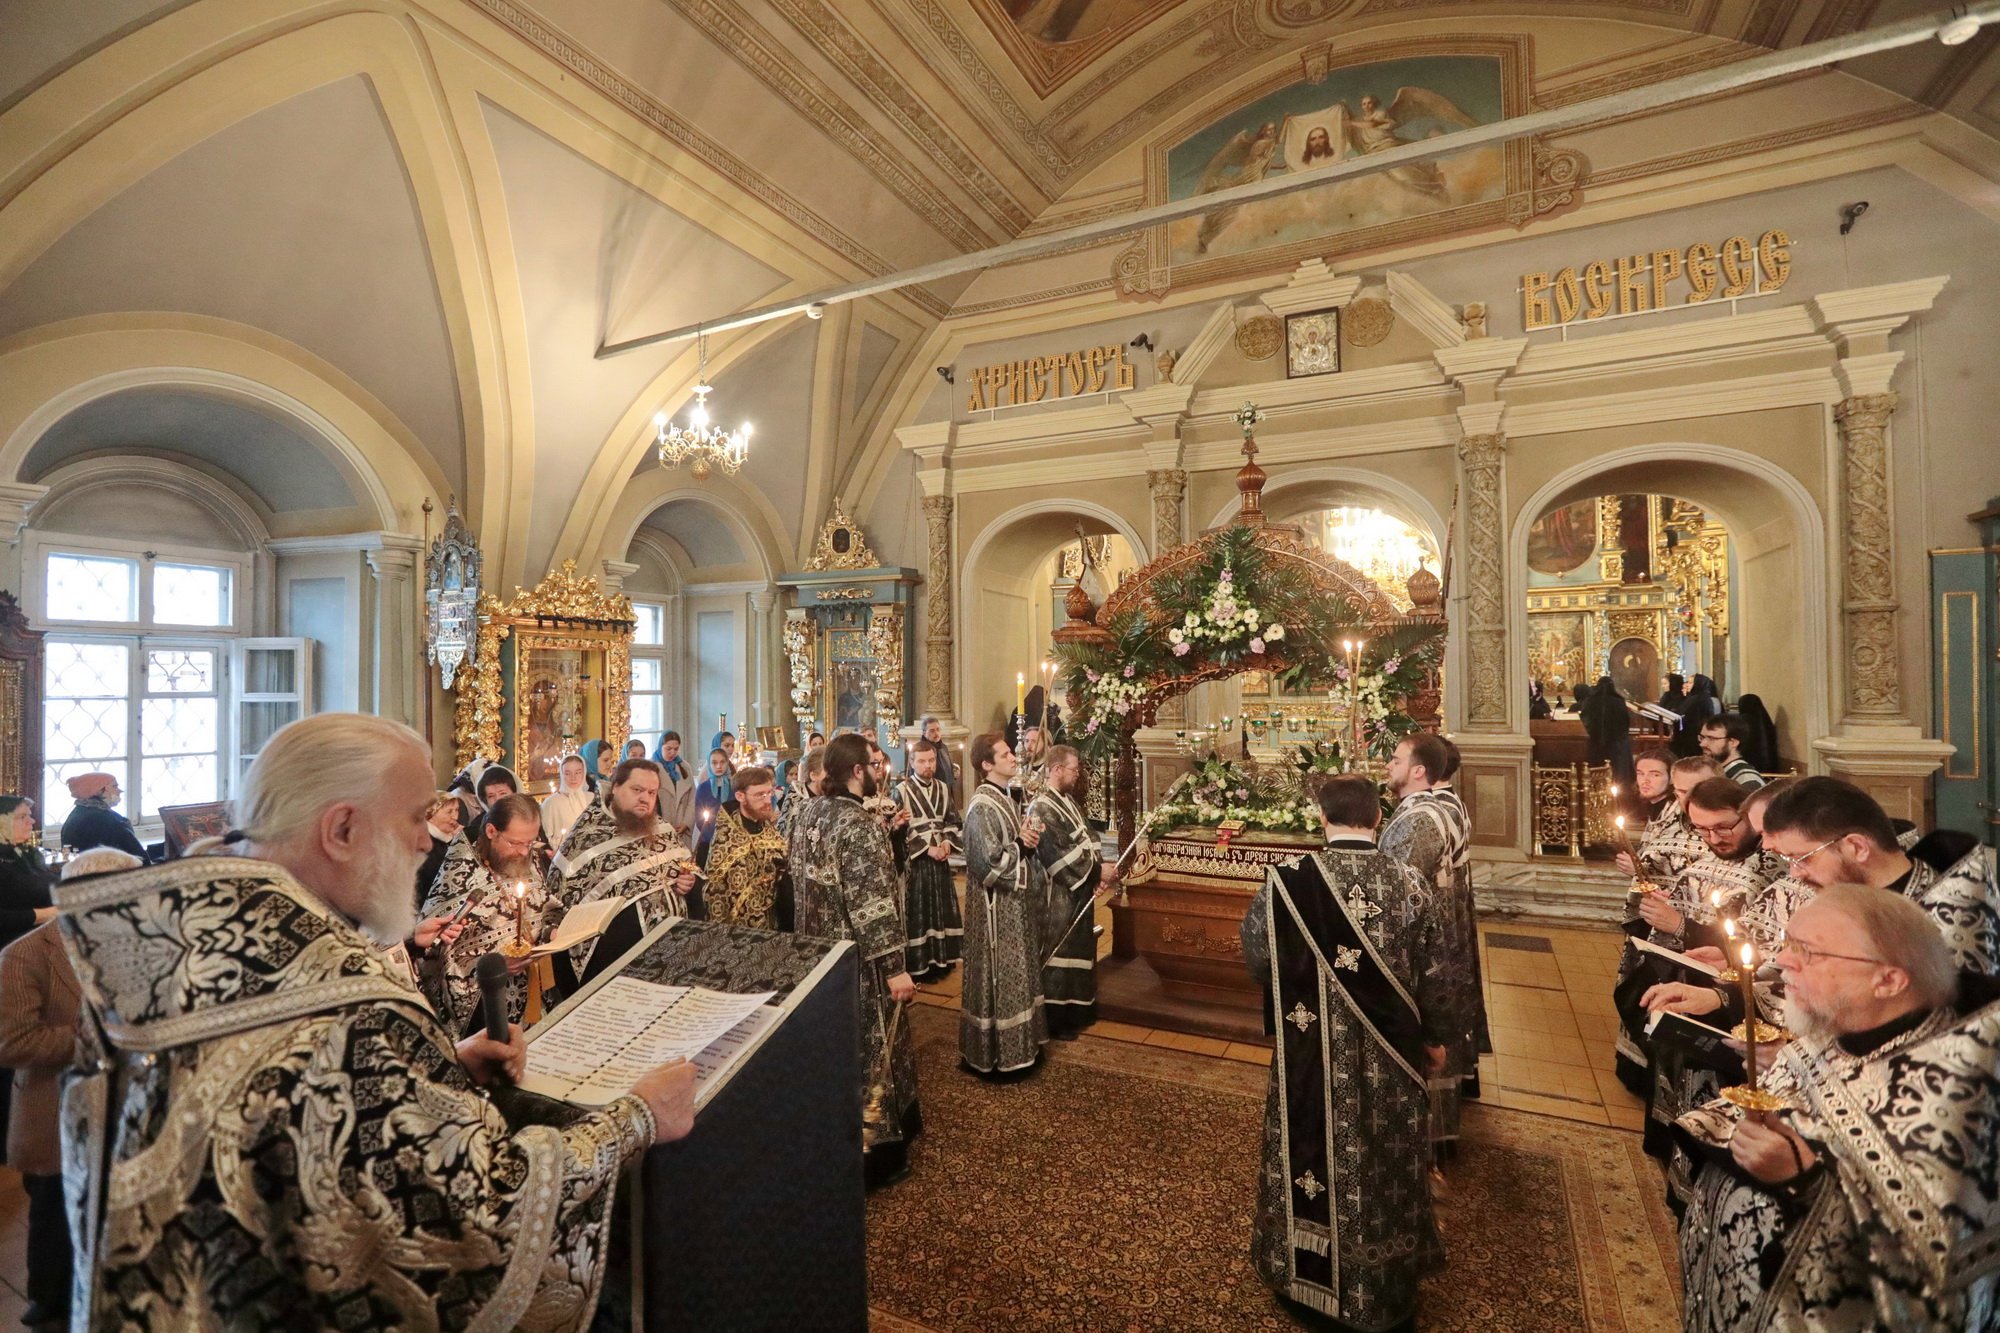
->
1277, 87, 1479, 198
1192, 122, 1282, 253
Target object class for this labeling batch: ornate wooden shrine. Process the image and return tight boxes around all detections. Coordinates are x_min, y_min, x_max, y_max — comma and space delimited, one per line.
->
1054, 415, 1447, 1040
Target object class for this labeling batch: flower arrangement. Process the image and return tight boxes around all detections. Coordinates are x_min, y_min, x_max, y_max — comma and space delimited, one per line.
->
1055, 524, 1444, 767
1140, 755, 1327, 838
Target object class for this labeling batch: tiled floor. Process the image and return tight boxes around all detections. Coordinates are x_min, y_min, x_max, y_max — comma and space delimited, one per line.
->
0, 916, 1643, 1312
917, 911, 1647, 1131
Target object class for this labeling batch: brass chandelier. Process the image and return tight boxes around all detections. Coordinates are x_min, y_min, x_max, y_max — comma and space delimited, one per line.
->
654, 332, 751, 480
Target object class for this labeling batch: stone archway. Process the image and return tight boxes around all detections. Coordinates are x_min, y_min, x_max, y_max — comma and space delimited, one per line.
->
958, 498, 1148, 735
1511, 444, 1831, 762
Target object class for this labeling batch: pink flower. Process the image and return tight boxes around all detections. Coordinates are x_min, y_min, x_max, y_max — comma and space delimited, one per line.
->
1173, 642, 1191, 656
1249, 637, 1266, 654
1235, 787, 1249, 800
1113, 700, 1131, 715
1086, 718, 1100, 733
1085, 670, 1099, 683
1123, 664, 1136, 678
1219, 568, 1233, 581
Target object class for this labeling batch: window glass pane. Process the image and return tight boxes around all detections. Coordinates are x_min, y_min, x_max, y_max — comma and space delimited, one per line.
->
153, 563, 231, 626
242, 647, 297, 695
141, 754, 218, 819
45, 698, 128, 763
46, 555, 136, 622
634, 604, 664, 645
42, 760, 131, 834
630, 695, 663, 737
631, 658, 662, 691
47, 641, 129, 698
147, 649, 216, 694
241, 700, 299, 758
142, 697, 218, 758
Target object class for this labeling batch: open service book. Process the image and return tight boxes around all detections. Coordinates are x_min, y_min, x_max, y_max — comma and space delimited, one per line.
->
521, 918, 846, 1110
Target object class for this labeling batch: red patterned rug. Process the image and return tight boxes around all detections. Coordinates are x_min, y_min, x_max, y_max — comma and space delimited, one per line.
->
866, 1007, 1680, 1331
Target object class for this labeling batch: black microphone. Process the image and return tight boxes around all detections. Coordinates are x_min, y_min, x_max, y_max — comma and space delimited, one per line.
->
475, 951, 511, 1043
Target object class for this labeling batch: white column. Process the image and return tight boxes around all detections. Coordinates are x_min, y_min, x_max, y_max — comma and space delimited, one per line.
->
366, 535, 424, 729
749, 585, 779, 742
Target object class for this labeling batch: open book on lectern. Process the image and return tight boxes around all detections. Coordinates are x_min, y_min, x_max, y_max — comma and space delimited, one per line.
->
520, 917, 850, 1111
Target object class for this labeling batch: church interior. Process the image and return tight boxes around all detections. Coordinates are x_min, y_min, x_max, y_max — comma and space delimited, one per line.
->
2, 0, 1999, 1328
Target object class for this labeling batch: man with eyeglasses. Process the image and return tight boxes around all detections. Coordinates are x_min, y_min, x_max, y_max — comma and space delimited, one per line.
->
1672, 885, 2000, 1330
1697, 713, 1768, 791
1760, 776, 1998, 971
1632, 778, 1785, 1196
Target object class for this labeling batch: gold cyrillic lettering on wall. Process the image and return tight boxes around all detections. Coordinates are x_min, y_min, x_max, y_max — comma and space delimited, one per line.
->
965, 343, 1135, 410
1521, 229, 1792, 330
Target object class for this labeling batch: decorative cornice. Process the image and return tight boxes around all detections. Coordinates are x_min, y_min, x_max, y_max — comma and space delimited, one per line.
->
1833, 352, 1905, 400
1258, 259, 1362, 317
1808, 277, 1950, 345
1503, 368, 1839, 437
1384, 271, 1466, 349
1436, 338, 1529, 383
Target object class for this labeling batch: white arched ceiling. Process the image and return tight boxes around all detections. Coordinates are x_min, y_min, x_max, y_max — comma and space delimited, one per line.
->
697, 320, 818, 536
0, 0, 177, 109
640, 497, 749, 570
22, 387, 359, 515
0, 75, 464, 494
481, 101, 793, 576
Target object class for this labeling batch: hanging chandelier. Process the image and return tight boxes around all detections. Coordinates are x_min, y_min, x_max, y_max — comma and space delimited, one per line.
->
654, 332, 751, 480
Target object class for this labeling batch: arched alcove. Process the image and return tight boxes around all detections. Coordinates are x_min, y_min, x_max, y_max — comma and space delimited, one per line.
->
1511, 446, 1829, 763
958, 499, 1148, 734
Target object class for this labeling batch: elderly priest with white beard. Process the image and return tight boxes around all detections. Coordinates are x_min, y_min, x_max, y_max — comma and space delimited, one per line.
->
53, 713, 697, 1330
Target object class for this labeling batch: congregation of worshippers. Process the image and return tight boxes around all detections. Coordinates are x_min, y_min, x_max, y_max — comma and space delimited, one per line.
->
5, 684, 1994, 1329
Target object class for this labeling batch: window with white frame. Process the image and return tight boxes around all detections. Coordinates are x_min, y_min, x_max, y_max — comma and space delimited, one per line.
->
629, 601, 668, 747
34, 541, 246, 829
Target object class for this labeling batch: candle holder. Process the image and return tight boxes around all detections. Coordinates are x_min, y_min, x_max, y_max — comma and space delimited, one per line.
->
498, 935, 534, 958
1729, 1018, 1791, 1045
1719, 1084, 1790, 1114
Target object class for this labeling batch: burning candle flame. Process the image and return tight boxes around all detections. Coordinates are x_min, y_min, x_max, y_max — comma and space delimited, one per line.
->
1724, 917, 1737, 939
1740, 942, 1755, 968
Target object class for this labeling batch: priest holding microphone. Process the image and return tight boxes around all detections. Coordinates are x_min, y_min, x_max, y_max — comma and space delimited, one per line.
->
54, 713, 698, 1330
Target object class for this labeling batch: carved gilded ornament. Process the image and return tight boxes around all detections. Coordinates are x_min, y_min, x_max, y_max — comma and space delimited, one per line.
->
1835, 393, 1903, 717
1342, 297, 1395, 347
867, 603, 905, 730
1456, 432, 1509, 727
920, 494, 954, 715
1234, 315, 1284, 361
451, 561, 634, 770
808, 499, 882, 571
1147, 468, 1188, 548
783, 611, 817, 726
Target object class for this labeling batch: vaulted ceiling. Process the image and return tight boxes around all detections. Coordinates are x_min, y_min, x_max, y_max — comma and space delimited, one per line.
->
6, 0, 2000, 583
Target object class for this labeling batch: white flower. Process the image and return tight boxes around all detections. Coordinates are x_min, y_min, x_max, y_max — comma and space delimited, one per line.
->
1167, 628, 1184, 645
1265, 623, 1285, 642
1243, 607, 1260, 628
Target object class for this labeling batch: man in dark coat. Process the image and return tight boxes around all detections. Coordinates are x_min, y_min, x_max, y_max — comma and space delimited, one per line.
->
57, 773, 151, 861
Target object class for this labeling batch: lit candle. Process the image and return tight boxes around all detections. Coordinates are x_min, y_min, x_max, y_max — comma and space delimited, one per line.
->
1738, 940, 1759, 1091
1016, 672, 1026, 715
513, 880, 527, 945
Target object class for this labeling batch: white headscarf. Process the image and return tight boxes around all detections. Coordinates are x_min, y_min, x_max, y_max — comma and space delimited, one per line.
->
541, 756, 594, 848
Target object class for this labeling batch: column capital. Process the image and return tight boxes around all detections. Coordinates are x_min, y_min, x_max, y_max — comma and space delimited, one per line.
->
1833, 354, 1904, 400
898, 422, 954, 499
1436, 337, 1527, 390
749, 585, 778, 614
1808, 277, 1947, 354
1455, 401, 1507, 441
0, 482, 49, 544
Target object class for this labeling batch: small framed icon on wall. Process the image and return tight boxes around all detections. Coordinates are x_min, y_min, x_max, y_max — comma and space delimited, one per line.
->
1284, 307, 1341, 378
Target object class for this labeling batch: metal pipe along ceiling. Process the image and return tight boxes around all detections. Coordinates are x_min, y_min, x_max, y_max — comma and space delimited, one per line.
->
597, 4, 2000, 358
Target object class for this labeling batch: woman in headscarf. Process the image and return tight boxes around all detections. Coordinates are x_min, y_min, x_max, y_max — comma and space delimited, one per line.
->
694, 748, 734, 859
56, 773, 150, 861
1672, 674, 1720, 756
540, 753, 594, 850
652, 731, 697, 837
577, 739, 612, 792
710, 730, 738, 770
1735, 694, 1782, 773
415, 792, 463, 910
0, 797, 56, 953
1658, 672, 1688, 714
621, 738, 649, 764
1581, 675, 1635, 787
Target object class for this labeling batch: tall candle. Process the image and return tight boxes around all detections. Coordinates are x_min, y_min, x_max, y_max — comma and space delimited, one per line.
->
513, 881, 527, 945
1016, 672, 1026, 715
1738, 941, 1759, 1090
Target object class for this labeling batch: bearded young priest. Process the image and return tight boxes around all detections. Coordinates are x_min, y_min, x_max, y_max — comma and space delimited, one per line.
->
545, 758, 698, 978
1030, 743, 1100, 1036
960, 731, 1049, 1076
419, 791, 556, 1033
897, 738, 962, 979
55, 713, 699, 1329
1241, 774, 1452, 1332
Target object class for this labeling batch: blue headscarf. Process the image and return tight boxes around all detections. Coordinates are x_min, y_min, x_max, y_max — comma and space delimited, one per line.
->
653, 734, 688, 783
578, 739, 609, 785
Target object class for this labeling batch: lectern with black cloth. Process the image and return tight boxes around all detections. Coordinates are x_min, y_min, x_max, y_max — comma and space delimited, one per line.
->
514, 918, 868, 1332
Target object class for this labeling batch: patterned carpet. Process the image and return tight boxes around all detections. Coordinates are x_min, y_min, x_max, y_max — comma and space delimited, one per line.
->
866, 1007, 1680, 1332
